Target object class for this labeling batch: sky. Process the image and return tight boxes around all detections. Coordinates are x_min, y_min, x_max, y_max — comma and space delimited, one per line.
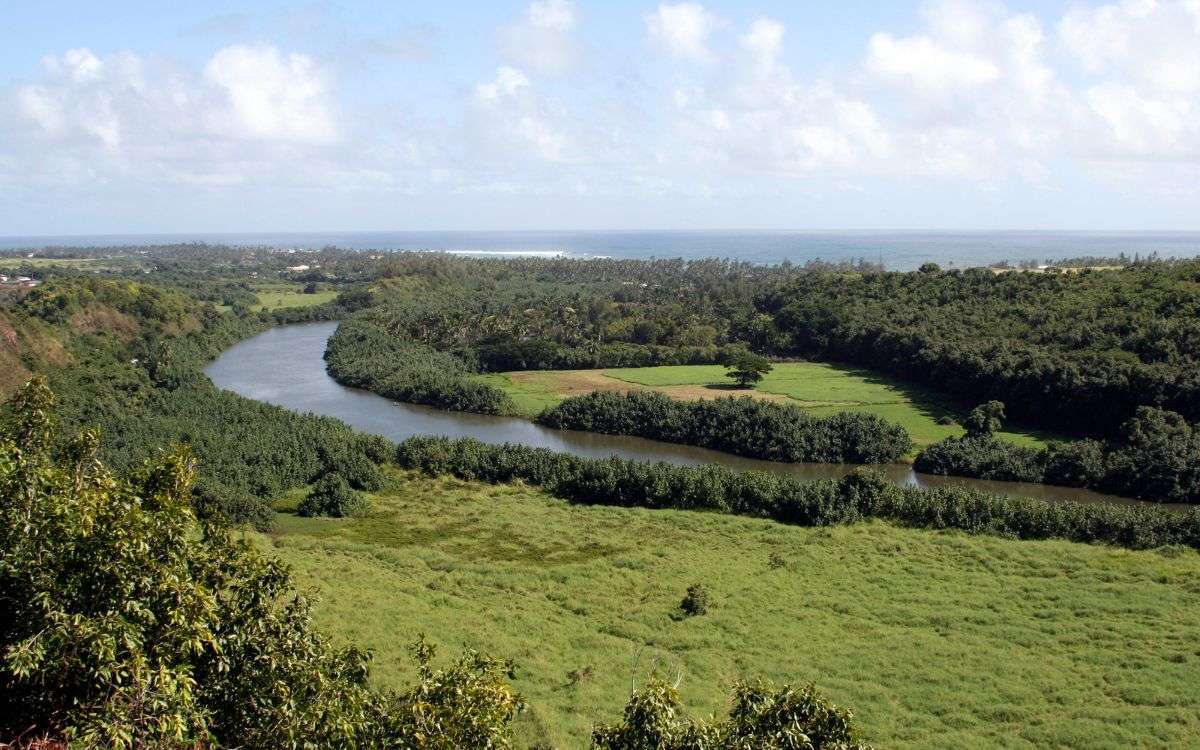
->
1, 0, 1198, 234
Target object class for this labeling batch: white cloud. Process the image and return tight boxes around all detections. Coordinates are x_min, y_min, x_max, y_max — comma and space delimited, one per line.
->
203, 45, 336, 143
1061, 0, 1200, 94
667, 16, 891, 176
1059, 0, 1200, 160
472, 67, 571, 162
646, 3, 722, 62
498, 0, 579, 75
865, 32, 1000, 96
475, 66, 531, 101
3, 0, 1200, 216
6, 45, 348, 188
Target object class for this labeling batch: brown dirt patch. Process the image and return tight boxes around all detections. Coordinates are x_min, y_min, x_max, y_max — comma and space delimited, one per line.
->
509, 369, 796, 405
69, 305, 139, 339
508, 369, 642, 397
656, 384, 793, 404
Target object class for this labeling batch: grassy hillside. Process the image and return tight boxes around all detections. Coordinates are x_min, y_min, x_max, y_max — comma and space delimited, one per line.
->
261, 471, 1200, 748
482, 361, 1053, 450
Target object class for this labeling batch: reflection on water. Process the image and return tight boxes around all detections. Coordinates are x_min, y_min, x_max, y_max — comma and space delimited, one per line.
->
205, 321, 1171, 510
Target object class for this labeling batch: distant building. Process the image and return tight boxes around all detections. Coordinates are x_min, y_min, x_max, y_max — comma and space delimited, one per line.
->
286, 264, 311, 272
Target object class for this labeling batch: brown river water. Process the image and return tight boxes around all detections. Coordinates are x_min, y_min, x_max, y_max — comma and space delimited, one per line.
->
205, 321, 1179, 510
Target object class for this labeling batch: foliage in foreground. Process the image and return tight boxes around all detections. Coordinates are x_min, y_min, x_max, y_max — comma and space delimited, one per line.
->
593, 678, 871, 750
0, 378, 521, 748
396, 436, 1200, 550
537, 391, 913, 464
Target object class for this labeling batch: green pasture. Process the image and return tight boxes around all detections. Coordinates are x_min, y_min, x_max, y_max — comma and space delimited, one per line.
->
261, 471, 1200, 748
483, 361, 1053, 450
216, 284, 338, 313
252, 284, 338, 310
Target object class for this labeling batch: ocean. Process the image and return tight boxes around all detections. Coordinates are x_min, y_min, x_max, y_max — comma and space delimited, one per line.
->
3, 230, 1199, 271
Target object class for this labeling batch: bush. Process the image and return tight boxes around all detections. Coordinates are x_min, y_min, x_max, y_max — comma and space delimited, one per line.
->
680, 583, 711, 617
0, 378, 525, 747
537, 391, 912, 464
298, 472, 370, 518
592, 678, 871, 749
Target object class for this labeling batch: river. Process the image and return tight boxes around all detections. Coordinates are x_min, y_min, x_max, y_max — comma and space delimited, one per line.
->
205, 321, 1163, 508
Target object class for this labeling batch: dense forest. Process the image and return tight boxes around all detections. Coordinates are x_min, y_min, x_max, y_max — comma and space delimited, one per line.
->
0, 275, 385, 528
759, 263, 1200, 436
10, 247, 1200, 506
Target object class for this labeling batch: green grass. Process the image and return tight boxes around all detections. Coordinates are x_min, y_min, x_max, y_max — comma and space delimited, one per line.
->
0, 257, 104, 268
252, 284, 338, 310
216, 284, 339, 313
477, 371, 574, 416
482, 362, 1054, 450
260, 471, 1200, 748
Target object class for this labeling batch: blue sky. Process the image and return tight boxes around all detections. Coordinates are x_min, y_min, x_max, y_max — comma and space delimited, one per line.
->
1, 0, 1198, 234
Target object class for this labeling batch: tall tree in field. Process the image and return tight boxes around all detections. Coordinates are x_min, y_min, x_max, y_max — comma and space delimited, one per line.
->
724, 348, 773, 388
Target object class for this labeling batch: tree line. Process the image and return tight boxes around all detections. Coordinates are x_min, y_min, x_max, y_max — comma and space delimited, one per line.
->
538, 391, 913, 463
758, 262, 1200, 436
396, 436, 1200, 551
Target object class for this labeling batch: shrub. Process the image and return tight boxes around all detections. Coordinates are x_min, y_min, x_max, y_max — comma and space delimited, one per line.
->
592, 678, 871, 749
965, 400, 1007, 436
915, 407, 1200, 503
298, 472, 370, 518
680, 584, 711, 617
325, 320, 512, 415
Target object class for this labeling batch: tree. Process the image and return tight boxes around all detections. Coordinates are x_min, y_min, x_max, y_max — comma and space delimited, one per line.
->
964, 400, 1006, 436
724, 348, 773, 388
919, 262, 941, 273
303, 282, 319, 294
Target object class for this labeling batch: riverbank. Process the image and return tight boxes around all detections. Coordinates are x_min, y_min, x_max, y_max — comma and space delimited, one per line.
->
206, 321, 1167, 509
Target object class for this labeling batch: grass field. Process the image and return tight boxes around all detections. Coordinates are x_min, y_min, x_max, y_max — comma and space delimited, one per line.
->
252, 284, 338, 310
261, 471, 1200, 748
215, 284, 339, 313
0, 257, 101, 268
481, 362, 1053, 449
